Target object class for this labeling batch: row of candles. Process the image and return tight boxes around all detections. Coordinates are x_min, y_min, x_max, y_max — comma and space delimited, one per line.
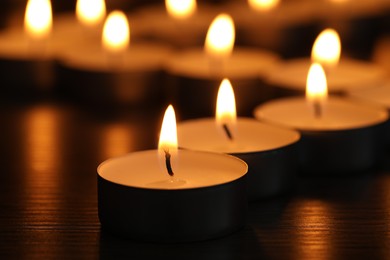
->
4, 0, 390, 243
0, 0, 388, 99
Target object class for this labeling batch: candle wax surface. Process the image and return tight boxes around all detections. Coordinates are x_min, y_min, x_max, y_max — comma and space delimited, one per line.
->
98, 150, 247, 190
266, 58, 386, 92
58, 43, 171, 72
316, 0, 390, 20
254, 96, 389, 131
177, 118, 300, 154
165, 47, 279, 79
0, 30, 61, 59
226, 0, 318, 28
129, 4, 219, 41
348, 81, 390, 109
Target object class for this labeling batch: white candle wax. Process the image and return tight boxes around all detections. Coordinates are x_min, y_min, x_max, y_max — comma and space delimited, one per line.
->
128, 4, 219, 48
226, 0, 318, 31
348, 81, 390, 109
266, 58, 386, 93
58, 42, 171, 72
317, 0, 390, 21
98, 150, 247, 190
177, 118, 299, 153
178, 117, 300, 199
165, 47, 279, 79
254, 96, 388, 131
0, 29, 59, 59
52, 14, 102, 46
220, 1, 319, 50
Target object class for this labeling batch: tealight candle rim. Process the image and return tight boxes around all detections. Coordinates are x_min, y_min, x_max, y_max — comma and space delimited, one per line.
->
255, 96, 389, 132
178, 117, 301, 153
97, 149, 248, 190
98, 172, 247, 192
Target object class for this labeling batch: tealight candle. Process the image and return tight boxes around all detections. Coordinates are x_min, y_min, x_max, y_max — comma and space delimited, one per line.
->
98, 105, 248, 242
348, 80, 390, 144
128, 0, 218, 48
0, 0, 57, 95
255, 63, 388, 174
177, 79, 300, 200
316, 0, 389, 58
56, 10, 171, 107
265, 28, 386, 97
53, 0, 106, 45
165, 13, 279, 118
222, 0, 320, 56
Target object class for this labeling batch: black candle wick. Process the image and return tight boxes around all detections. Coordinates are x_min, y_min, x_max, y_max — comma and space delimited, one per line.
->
222, 124, 233, 141
164, 149, 175, 177
313, 102, 322, 118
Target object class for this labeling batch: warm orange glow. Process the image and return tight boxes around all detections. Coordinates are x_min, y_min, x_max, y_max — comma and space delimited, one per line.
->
24, 0, 52, 40
329, 0, 348, 3
165, 0, 197, 19
102, 11, 130, 53
216, 79, 237, 136
76, 0, 106, 27
311, 29, 341, 71
205, 14, 235, 59
306, 63, 328, 104
248, 0, 280, 12
158, 105, 178, 156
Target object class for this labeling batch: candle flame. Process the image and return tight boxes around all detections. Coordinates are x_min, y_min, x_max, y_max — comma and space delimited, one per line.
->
205, 14, 235, 59
159, 105, 178, 157
76, 0, 106, 27
216, 79, 237, 140
165, 0, 197, 19
102, 11, 130, 53
24, 0, 52, 40
248, 0, 280, 12
311, 29, 341, 71
306, 63, 328, 110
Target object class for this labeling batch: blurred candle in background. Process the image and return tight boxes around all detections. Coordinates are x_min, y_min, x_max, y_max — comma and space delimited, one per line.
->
165, 0, 197, 20
265, 28, 386, 97
76, 0, 106, 29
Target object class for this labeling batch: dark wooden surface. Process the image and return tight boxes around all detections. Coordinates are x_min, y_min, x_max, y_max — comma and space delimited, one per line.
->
0, 99, 389, 259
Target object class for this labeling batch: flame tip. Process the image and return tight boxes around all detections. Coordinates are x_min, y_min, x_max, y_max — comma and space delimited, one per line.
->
76, 0, 106, 26
24, 0, 52, 39
306, 63, 328, 102
205, 13, 235, 58
102, 10, 130, 53
311, 28, 341, 69
166, 0, 197, 19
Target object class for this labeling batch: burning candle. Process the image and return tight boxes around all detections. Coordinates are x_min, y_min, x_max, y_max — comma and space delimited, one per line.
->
165, 13, 279, 118
98, 105, 248, 242
316, 0, 389, 55
265, 28, 386, 97
53, 0, 106, 44
248, 0, 280, 12
254, 63, 388, 174
221, 0, 318, 55
128, 0, 217, 48
348, 80, 390, 144
0, 0, 57, 95
177, 79, 300, 200
56, 10, 171, 107
76, 0, 106, 30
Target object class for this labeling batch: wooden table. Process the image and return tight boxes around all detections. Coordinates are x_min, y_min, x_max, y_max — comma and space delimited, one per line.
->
0, 99, 389, 259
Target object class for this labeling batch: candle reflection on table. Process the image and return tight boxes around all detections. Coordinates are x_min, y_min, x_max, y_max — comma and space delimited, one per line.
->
23, 105, 63, 175
100, 123, 134, 161
292, 200, 332, 260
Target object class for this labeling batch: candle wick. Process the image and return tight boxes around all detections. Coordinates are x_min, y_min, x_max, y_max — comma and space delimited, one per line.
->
222, 124, 234, 141
313, 102, 322, 119
164, 149, 175, 177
